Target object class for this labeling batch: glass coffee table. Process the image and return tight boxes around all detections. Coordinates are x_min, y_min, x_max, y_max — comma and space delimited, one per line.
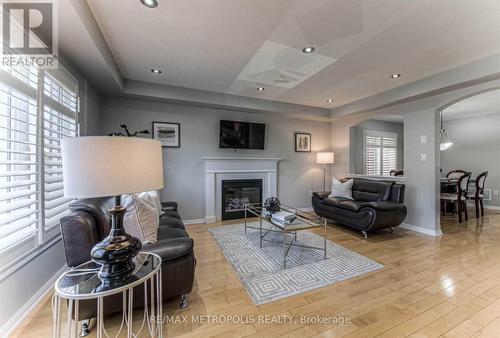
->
53, 252, 162, 338
244, 203, 327, 268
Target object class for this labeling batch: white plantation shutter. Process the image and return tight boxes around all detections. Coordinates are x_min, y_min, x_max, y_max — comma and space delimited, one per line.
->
0, 84, 39, 260
42, 71, 78, 241
0, 63, 79, 276
363, 131, 397, 176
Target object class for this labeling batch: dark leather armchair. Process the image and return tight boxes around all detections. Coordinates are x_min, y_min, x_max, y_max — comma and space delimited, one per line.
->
312, 178, 407, 238
59, 197, 196, 329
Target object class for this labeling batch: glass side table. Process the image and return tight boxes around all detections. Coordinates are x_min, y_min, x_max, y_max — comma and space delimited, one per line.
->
53, 252, 162, 338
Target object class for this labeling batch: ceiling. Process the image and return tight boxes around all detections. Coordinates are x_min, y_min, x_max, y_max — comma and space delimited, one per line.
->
443, 89, 500, 121
83, 0, 500, 109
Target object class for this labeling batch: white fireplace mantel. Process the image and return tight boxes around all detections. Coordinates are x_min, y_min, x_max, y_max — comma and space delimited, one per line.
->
202, 157, 283, 223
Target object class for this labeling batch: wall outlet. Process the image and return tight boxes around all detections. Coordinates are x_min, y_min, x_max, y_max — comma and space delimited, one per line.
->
420, 135, 427, 144
309, 190, 313, 196
420, 153, 427, 161
494, 189, 499, 196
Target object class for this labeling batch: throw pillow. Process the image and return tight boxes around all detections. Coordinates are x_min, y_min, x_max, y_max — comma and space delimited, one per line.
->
329, 178, 353, 199
147, 190, 165, 217
122, 194, 159, 244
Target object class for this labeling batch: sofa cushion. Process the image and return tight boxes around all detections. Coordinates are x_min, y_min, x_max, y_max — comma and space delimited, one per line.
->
312, 191, 331, 199
158, 227, 189, 239
163, 210, 181, 219
359, 201, 403, 211
159, 216, 185, 229
322, 197, 364, 212
143, 237, 194, 262
352, 179, 394, 202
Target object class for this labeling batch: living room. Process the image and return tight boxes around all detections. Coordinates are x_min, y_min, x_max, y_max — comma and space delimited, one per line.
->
1, 1, 500, 337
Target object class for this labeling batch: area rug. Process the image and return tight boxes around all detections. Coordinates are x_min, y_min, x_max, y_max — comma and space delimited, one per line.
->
208, 222, 384, 305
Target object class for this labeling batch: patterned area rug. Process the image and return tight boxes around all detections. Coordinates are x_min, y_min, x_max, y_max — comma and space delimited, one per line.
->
209, 222, 384, 305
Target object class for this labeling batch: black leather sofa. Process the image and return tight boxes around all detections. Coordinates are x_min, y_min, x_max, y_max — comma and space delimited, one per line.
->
312, 178, 407, 238
60, 197, 195, 332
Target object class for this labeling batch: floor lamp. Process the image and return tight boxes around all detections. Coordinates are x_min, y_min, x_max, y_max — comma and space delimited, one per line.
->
316, 152, 334, 191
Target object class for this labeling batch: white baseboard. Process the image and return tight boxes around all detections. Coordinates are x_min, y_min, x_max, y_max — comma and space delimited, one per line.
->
184, 218, 205, 225
204, 216, 216, 224
400, 223, 442, 237
0, 264, 68, 338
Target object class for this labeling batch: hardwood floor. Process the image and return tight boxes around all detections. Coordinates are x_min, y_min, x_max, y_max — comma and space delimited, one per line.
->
10, 208, 500, 338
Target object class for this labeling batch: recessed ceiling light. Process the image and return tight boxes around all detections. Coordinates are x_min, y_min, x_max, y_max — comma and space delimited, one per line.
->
140, 0, 158, 8
326, 99, 334, 103
302, 46, 315, 53
257, 87, 265, 91
150, 68, 162, 74
390, 73, 401, 79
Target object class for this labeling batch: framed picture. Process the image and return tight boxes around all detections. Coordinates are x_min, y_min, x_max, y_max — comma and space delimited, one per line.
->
152, 122, 180, 147
295, 132, 311, 152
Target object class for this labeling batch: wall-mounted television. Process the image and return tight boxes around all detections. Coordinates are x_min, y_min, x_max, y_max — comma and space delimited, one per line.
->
219, 120, 265, 150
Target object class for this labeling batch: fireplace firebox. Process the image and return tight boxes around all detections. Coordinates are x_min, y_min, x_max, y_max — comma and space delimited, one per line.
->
222, 179, 262, 220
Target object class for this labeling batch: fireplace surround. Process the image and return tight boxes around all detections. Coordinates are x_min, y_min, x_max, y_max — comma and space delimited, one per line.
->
202, 157, 282, 223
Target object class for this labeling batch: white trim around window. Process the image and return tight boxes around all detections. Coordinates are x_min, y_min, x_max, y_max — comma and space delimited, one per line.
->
363, 130, 398, 177
0, 64, 79, 280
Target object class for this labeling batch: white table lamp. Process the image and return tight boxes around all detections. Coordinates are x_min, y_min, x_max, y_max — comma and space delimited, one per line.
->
62, 136, 164, 288
316, 152, 334, 191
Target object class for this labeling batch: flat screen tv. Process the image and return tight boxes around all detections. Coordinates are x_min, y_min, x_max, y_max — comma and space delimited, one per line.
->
219, 120, 265, 149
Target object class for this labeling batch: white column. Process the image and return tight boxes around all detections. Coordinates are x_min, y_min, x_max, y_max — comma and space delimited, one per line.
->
204, 172, 216, 223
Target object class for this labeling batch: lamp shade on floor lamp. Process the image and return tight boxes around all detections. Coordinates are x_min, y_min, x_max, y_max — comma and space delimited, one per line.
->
61, 136, 164, 289
316, 152, 334, 191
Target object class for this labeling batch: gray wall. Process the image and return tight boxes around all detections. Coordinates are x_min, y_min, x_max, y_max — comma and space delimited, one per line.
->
349, 119, 404, 174
440, 113, 500, 207
99, 97, 332, 221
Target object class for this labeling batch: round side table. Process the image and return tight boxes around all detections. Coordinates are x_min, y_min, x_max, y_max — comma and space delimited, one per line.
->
53, 252, 162, 338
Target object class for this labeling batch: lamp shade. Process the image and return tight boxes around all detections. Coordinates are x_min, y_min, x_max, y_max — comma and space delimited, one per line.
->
61, 136, 164, 198
316, 152, 335, 164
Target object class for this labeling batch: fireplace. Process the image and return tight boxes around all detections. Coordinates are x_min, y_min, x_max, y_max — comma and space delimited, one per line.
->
222, 179, 262, 220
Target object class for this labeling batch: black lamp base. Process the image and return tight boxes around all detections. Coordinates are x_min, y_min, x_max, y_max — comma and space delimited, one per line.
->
90, 196, 142, 290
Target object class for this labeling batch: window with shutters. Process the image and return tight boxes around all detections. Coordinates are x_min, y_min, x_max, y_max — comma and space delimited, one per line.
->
363, 130, 398, 176
0, 64, 78, 277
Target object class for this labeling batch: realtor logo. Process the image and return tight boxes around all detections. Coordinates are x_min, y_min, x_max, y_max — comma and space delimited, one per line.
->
1, 0, 58, 68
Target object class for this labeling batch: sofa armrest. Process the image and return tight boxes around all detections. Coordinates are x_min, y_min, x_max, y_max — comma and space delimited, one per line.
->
312, 191, 331, 199
144, 237, 193, 262
161, 201, 178, 212
60, 211, 99, 267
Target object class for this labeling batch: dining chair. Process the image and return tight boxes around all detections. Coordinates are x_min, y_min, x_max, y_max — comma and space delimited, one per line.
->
446, 169, 467, 180
467, 171, 488, 218
440, 172, 471, 223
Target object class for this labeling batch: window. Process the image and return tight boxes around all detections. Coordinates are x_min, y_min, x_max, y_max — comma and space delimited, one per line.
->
363, 130, 397, 176
0, 65, 78, 277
